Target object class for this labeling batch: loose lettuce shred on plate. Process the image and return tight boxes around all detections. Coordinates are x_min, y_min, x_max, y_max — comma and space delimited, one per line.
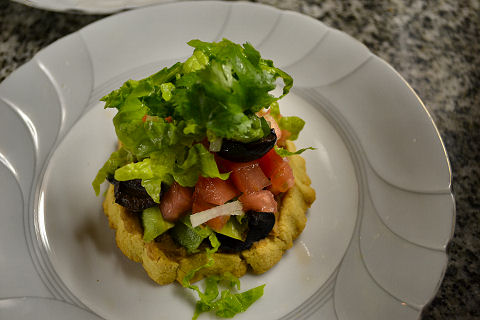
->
182, 233, 265, 319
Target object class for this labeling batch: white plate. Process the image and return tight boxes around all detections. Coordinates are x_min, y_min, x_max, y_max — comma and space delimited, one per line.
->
12, 0, 177, 14
0, 2, 454, 319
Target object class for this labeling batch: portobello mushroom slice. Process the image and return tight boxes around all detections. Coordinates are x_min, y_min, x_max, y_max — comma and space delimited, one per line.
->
107, 177, 157, 212
218, 129, 277, 162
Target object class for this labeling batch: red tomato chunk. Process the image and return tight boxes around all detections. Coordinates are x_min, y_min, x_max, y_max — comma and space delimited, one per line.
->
191, 176, 239, 231
258, 148, 285, 177
192, 187, 230, 232
230, 163, 271, 194
258, 149, 295, 195
239, 190, 277, 213
194, 176, 240, 205
191, 189, 216, 213
268, 161, 295, 194
160, 182, 193, 222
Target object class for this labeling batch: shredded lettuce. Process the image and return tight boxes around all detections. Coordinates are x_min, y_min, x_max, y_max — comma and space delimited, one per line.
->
94, 39, 292, 199
180, 234, 265, 320
191, 274, 265, 319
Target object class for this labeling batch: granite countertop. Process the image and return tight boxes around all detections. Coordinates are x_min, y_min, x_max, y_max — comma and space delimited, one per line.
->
0, 0, 478, 319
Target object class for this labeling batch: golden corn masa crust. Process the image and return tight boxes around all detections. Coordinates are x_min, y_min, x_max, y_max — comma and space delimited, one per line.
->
102, 141, 315, 285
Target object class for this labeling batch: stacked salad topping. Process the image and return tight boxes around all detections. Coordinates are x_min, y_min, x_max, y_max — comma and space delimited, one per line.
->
92, 39, 310, 319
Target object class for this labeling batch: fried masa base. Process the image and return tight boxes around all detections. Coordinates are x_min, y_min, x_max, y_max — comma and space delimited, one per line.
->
102, 141, 316, 285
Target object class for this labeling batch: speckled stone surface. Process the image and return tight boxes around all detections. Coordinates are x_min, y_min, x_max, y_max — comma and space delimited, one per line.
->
0, 0, 478, 319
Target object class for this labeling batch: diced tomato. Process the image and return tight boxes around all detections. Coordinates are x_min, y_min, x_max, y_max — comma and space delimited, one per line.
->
258, 149, 295, 194
216, 155, 272, 194
231, 164, 271, 194
268, 161, 295, 194
192, 190, 216, 213
258, 148, 286, 178
205, 215, 230, 232
191, 177, 238, 230
191, 189, 230, 231
194, 176, 240, 205
215, 155, 252, 173
239, 190, 277, 213
216, 156, 272, 194
159, 182, 194, 222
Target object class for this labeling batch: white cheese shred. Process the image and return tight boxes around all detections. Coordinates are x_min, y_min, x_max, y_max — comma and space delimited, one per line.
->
190, 200, 244, 228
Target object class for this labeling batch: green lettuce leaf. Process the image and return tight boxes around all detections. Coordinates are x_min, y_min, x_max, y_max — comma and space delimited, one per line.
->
212, 285, 265, 318
173, 143, 230, 187
171, 219, 264, 320
278, 115, 305, 141
178, 232, 265, 320
191, 273, 265, 320
142, 207, 174, 242
195, 144, 230, 179
113, 151, 175, 202
160, 82, 175, 101
267, 101, 309, 143
183, 50, 209, 73
268, 101, 280, 117
92, 147, 134, 195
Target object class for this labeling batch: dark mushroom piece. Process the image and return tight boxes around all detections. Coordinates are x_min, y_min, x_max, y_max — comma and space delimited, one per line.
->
218, 129, 277, 162
217, 211, 276, 253
107, 177, 157, 212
